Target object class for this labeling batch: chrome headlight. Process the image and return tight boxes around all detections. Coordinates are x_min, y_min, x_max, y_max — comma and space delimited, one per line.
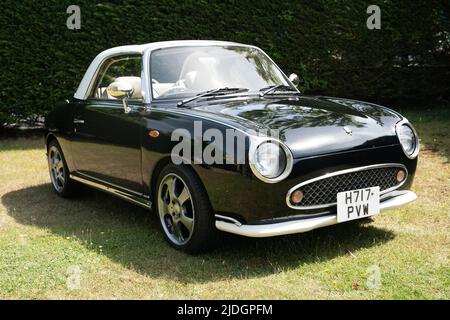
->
255, 142, 286, 178
396, 120, 419, 159
249, 139, 293, 183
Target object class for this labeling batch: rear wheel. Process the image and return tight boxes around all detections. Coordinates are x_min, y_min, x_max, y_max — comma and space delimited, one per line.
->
47, 140, 78, 197
155, 164, 217, 253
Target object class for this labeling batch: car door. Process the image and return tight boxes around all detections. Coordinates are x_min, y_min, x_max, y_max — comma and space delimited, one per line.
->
71, 54, 145, 194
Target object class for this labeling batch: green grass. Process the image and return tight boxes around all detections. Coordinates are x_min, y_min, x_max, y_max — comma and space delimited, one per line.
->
0, 108, 449, 299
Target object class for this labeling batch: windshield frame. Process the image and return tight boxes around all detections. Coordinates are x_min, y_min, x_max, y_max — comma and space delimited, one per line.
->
147, 44, 297, 104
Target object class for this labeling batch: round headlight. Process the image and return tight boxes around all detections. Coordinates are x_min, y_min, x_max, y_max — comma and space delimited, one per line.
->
397, 123, 417, 157
254, 141, 287, 179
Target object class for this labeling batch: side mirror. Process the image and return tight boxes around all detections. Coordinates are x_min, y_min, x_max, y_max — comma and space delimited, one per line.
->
289, 73, 301, 88
107, 81, 134, 113
106, 81, 134, 99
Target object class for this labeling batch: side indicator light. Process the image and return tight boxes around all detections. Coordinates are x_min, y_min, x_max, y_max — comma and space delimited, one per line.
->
149, 130, 160, 138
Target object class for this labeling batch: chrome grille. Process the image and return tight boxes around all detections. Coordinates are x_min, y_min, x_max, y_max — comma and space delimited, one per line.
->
288, 165, 406, 209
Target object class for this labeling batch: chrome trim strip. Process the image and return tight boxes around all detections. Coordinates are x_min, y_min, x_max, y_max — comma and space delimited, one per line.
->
215, 214, 242, 226
217, 214, 337, 238
76, 172, 143, 196
286, 163, 408, 210
216, 191, 417, 238
379, 190, 417, 210
395, 119, 420, 159
70, 174, 152, 209
256, 211, 333, 223
142, 48, 152, 103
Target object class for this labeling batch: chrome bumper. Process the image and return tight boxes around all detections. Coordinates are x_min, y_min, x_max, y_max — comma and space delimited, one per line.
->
215, 190, 417, 238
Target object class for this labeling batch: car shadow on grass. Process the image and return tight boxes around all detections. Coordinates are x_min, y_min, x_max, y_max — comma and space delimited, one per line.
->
2, 183, 395, 283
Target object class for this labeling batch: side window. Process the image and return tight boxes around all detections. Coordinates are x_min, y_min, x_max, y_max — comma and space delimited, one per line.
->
90, 55, 143, 100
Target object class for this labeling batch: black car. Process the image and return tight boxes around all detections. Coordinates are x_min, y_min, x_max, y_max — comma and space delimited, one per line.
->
45, 40, 419, 253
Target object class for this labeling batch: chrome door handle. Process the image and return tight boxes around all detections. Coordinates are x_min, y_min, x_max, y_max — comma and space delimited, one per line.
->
73, 119, 85, 124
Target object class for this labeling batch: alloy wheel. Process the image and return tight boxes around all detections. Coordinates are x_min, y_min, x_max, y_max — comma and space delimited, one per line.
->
48, 146, 66, 193
158, 173, 195, 246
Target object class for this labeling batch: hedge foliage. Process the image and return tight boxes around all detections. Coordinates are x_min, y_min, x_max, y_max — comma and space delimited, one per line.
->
1, 0, 449, 126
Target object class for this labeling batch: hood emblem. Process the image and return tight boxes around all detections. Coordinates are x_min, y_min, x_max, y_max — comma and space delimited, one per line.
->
343, 127, 353, 135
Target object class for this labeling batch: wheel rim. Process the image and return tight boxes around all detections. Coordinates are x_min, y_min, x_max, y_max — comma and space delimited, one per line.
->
48, 146, 66, 193
158, 173, 195, 246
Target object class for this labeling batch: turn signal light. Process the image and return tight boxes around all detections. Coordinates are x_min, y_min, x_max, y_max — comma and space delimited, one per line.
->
396, 169, 406, 182
291, 190, 304, 204
149, 130, 160, 138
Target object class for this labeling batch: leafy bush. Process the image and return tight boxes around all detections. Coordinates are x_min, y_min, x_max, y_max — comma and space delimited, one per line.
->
1, 0, 449, 126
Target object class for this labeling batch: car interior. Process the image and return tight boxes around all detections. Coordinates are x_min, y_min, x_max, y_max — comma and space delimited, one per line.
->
92, 48, 266, 101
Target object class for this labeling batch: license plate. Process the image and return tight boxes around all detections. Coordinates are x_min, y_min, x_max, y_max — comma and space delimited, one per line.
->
337, 187, 380, 223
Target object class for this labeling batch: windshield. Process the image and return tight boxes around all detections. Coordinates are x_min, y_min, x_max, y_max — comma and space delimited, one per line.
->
150, 45, 292, 100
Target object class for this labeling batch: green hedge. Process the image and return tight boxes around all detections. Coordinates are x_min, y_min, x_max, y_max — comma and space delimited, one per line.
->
1, 0, 449, 126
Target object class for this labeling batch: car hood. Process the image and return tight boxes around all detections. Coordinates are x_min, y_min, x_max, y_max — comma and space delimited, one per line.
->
185, 95, 402, 158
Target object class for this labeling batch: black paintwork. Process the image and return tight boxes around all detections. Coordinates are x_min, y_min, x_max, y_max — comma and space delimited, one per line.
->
45, 94, 417, 223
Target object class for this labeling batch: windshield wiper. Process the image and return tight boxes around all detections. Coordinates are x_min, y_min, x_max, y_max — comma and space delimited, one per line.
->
177, 87, 249, 107
259, 85, 299, 97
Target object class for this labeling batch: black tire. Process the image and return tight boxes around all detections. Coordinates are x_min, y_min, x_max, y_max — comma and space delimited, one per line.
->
155, 164, 217, 254
47, 139, 79, 197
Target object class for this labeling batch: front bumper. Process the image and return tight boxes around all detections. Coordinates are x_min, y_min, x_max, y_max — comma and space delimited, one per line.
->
215, 190, 417, 237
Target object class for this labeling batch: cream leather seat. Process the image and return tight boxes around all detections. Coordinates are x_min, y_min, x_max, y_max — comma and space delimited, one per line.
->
153, 83, 175, 98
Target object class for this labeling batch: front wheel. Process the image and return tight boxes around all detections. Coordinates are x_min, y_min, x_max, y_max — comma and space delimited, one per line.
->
47, 140, 78, 197
155, 164, 217, 254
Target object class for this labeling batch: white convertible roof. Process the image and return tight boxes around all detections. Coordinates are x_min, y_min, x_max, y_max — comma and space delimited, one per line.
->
74, 40, 250, 100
